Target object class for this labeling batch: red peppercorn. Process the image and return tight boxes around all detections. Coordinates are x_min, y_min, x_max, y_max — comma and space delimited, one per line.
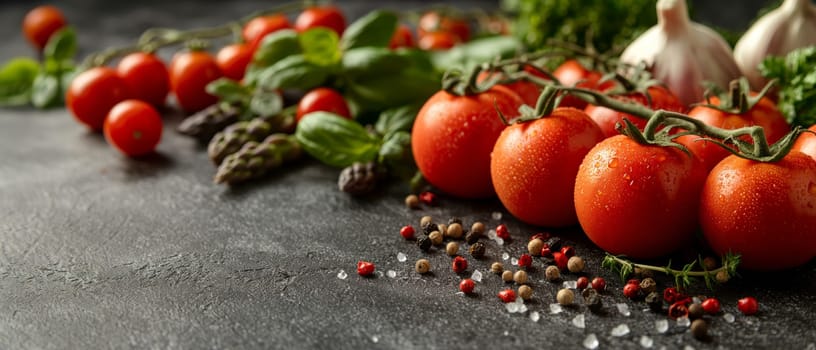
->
530, 232, 550, 241
553, 252, 568, 270
591, 277, 606, 291
560, 246, 575, 258
399, 225, 415, 240
576, 276, 589, 290
626, 278, 640, 285
459, 278, 475, 294
623, 283, 640, 299
701, 298, 721, 314
496, 224, 510, 240
419, 191, 437, 205
737, 297, 759, 315
668, 301, 689, 319
498, 289, 516, 303
540, 244, 552, 258
357, 261, 375, 276
518, 253, 532, 268
452, 256, 468, 273
663, 287, 679, 303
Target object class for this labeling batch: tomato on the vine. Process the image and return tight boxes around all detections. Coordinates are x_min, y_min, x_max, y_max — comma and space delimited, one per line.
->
792, 124, 816, 160
553, 59, 615, 109
22, 5, 66, 50
66, 67, 129, 131
476, 70, 541, 107
294, 6, 346, 36
296, 87, 351, 122
103, 100, 163, 157
116, 52, 169, 108
492, 107, 604, 227
242, 14, 291, 51
216, 43, 253, 81
388, 24, 415, 50
412, 86, 523, 198
574, 135, 708, 259
417, 31, 458, 51
585, 86, 685, 138
169, 51, 222, 114
417, 11, 470, 43
700, 152, 816, 270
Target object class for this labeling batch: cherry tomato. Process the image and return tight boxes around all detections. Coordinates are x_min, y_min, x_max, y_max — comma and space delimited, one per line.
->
103, 100, 163, 157
296, 87, 351, 122
22, 5, 67, 50
491, 107, 604, 227
476, 70, 540, 107
417, 31, 458, 51
294, 6, 346, 36
553, 59, 616, 109
574, 135, 708, 259
216, 43, 253, 81
388, 24, 415, 50
242, 14, 291, 51
585, 86, 685, 138
412, 86, 523, 199
417, 11, 470, 42
116, 52, 169, 108
66, 67, 129, 131
676, 95, 790, 171
791, 124, 816, 160
169, 51, 222, 114
700, 152, 816, 270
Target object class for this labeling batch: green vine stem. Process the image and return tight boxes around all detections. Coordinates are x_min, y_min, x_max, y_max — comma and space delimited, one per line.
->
602, 253, 741, 291
699, 77, 777, 115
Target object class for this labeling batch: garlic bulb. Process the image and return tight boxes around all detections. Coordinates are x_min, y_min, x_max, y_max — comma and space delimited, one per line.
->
734, 0, 816, 90
620, 0, 742, 106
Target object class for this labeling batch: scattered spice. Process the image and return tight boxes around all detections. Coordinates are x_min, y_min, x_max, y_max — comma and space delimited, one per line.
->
429, 230, 443, 245
567, 256, 585, 273
498, 289, 516, 303
437, 224, 448, 237
530, 232, 551, 241
496, 224, 510, 240
553, 252, 568, 270
419, 191, 437, 205
415, 259, 431, 274
448, 217, 462, 225
518, 285, 533, 300
502, 270, 514, 282
668, 301, 689, 319
490, 262, 504, 274
421, 222, 438, 236
399, 225, 415, 240
716, 270, 730, 283
518, 254, 532, 268
663, 287, 681, 304
417, 237, 432, 252
540, 244, 552, 258
623, 283, 640, 299
446, 242, 459, 256
420, 216, 433, 227
446, 223, 463, 239
528, 238, 544, 256
465, 231, 481, 244
452, 256, 468, 274
691, 319, 709, 341
585, 293, 603, 313
357, 261, 375, 276
459, 278, 475, 294
576, 276, 589, 290
557, 288, 575, 305
688, 303, 704, 319
645, 291, 663, 312
545, 265, 561, 281
701, 298, 721, 314
469, 242, 486, 259
560, 246, 575, 258
470, 222, 485, 236
513, 270, 528, 284
404, 194, 420, 209
737, 297, 759, 315
591, 277, 606, 292
639, 278, 657, 294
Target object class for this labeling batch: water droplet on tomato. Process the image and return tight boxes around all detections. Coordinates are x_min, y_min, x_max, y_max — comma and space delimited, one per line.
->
608, 158, 619, 168
809, 181, 816, 195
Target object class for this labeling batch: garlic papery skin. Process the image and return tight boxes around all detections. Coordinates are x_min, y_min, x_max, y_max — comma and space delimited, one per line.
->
620, 0, 742, 106
734, 0, 816, 90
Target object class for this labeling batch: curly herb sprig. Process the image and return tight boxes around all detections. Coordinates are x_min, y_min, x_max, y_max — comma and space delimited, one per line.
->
602, 253, 741, 290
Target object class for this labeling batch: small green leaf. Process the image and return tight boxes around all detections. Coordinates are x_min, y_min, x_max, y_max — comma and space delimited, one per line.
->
252, 29, 302, 68
0, 58, 40, 106
31, 74, 60, 108
341, 47, 412, 80
340, 10, 398, 51
44, 27, 77, 62
256, 54, 331, 91
375, 105, 419, 136
206, 78, 250, 103
299, 28, 341, 67
295, 112, 381, 168
249, 90, 283, 117
378, 130, 416, 179
430, 35, 522, 72
346, 68, 439, 112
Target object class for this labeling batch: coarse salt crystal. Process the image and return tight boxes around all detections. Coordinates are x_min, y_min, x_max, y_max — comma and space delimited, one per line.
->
371, 335, 379, 343
676, 316, 691, 328
496, 237, 505, 246
471, 270, 483, 282
683, 346, 696, 350
518, 303, 528, 313
572, 314, 586, 329
505, 302, 521, 313
511, 258, 519, 266
397, 252, 407, 262
583, 334, 599, 349
530, 311, 540, 322
639, 335, 653, 348
616, 303, 631, 317
337, 270, 348, 280
386, 270, 396, 278
563, 280, 578, 289
610, 324, 630, 337
655, 319, 669, 333
488, 230, 498, 240
502, 252, 510, 260
492, 211, 503, 220
550, 303, 563, 314
723, 313, 735, 323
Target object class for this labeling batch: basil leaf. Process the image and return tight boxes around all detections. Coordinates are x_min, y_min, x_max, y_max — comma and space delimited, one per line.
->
430, 35, 522, 71
0, 58, 40, 106
341, 47, 411, 80
347, 68, 439, 112
252, 29, 302, 68
206, 78, 250, 103
249, 90, 283, 117
340, 10, 398, 51
295, 111, 381, 168
375, 105, 419, 137
299, 28, 341, 67
44, 27, 77, 62
256, 54, 331, 91
378, 131, 416, 180
31, 74, 60, 108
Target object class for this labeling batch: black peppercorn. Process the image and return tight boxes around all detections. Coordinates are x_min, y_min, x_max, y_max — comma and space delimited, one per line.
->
448, 217, 463, 226
421, 222, 438, 236
688, 303, 704, 319
691, 319, 709, 341
545, 237, 563, 251
585, 293, 603, 313
645, 291, 663, 312
417, 237, 432, 251
465, 231, 481, 244
639, 277, 657, 294
469, 242, 486, 259
582, 287, 598, 300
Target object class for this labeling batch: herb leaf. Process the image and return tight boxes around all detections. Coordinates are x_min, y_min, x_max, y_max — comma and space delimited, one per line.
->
30, 74, 60, 108
0, 58, 40, 106
44, 27, 77, 62
341, 47, 412, 80
256, 54, 331, 91
206, 78, 250, 103
249, 89, 283, 117
340, 10, 398, 51
295, 112, 381, 168
299, 28, 341, 67
760, 46, 816, 127
251, 29, 302, 68
375, 104, 419, 137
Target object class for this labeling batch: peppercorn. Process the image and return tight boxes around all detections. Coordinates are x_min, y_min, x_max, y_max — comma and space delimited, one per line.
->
560, 246, 575, 258
452, 256, 468, 274
469, 242, 486, 259
701, 298, 721, 314
545, 265, 560, 281
357, 261, 375, 276
448, 217, 463, 226
419, 191, 437, 205
498, 289, 516, 303
639, 277, 656, 294
691, 319, 709, 341
437, 224, 447, 237
567, 256, 585, 273
459, 278, 475, 294
715, 270, 730, 283
591, 277, 606, 292
399, 225, 415, 240
528, 238, 544, 256
513, 270, 528, 284
585, 293, 603, 313
556, 288, 574, 305
688, 303, 704, 319
634, 267, 655, 279
415, 259, 431, 274
445, 242, 459, 256
702, 256, 718, 270
518, 254, 532, 268
668, 301, 689, 319
645, 291, 663, 312
663, 287, 680, 303
429, 230, 443, 245
420, 216, 433, 227
471, 221, 485, 235
501, 270, 513, 282
496, 224, 510, 240
582, 287, 598, 300
490, 262, 504, 274
518, 285, 533, 300
540, 244, 552, 258
421, 222, 438, 236
576, 276, 589, 290
553, 252, 568, 270
405, 194, 420, 209
417, 237, 432, 252
446, 223, 463, 239
737, 297, 759, 315
530, 232, 550, 241
545, 237, 563, 251
626, 278, 640, 285
623, 283, 640, 299
464, 231, 480, 244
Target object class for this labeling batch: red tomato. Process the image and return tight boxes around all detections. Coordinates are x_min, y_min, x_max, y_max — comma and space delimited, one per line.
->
388, 24, 415, 50
417, 12, 470, 42
66, 67, 129, 131
103, 100, 163, 157
676, 95, 790, 171
574, 135, 708, 259
242, 14, 291, 51
700, 152, 816, 270
22, 5, 66, 50
417, 31, 458, 51
116, 52, 169, 108
476, 70, 540, 107
412, 86, 524, 198
553, 59, 616, 109
790, 124, 816, 160
169, 51, 222, 114
492, 107, 604, 227
216, 43, 253, 81
296, 87, 351, 122
585, 86, 685, 138
294, 6, 346, 36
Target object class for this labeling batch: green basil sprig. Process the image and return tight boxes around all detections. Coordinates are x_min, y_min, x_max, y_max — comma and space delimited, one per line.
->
295, 112, 382, 168
340, 10, 398, 51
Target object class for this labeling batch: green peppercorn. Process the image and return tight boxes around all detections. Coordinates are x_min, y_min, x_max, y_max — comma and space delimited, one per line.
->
585, 293, 603, 313
491, 262, 504, 274
420, 216, 433, 227
528, 238, 544, 256
421, 222, 438, 236
429, 231, 443, 245
645, 291, 662, 312
417, 237, 432, 252
545, 265, 560, 282
405, 194, 420, 209
446, 242, 459, 256
513, 270, 528, 284
567, 256, 585, 273
446, 223, 464, 239
501, 270, 513, 282
469, 242, 486, 259
556, 288, 574, 305
639, 277, 657, 294
470, 222, 485, 236
688, 303, 704, 319
518, 285, 533, 300
691, 319, 709, 341
415, 259, 431, 274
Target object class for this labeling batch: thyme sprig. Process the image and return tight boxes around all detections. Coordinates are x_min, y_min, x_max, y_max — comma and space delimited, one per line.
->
602, 252, 741, 291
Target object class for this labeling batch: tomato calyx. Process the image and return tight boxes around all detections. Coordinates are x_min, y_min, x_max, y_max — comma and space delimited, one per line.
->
697, 78, 776, 115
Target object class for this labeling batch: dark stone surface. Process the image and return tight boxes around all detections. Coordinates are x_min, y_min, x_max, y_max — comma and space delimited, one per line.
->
1, 1, 815, 349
